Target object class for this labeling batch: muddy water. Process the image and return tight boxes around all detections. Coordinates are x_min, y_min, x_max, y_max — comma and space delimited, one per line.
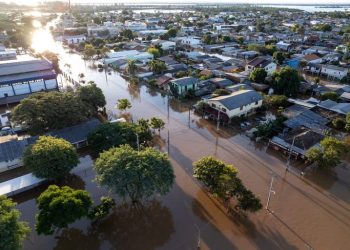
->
13, 22, 350, 250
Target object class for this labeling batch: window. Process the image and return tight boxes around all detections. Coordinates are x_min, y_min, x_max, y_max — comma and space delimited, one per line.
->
240, 106, 243, 110
212, 103, 216, 108
222, 108, 226, 112
255, 101, 258, 105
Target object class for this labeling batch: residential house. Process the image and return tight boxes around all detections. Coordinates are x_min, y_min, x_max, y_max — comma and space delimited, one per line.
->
169, 77, 199, 97
245, 57, 277, 75
63, 35, 87, 45
320, 65, 348, 80
206, 89, 263, 118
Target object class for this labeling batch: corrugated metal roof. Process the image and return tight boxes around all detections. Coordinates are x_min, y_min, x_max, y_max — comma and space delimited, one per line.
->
0, 139, 27, 162
209, 89, 263, 111
0, 69, 56, 85
0, 58, 53, 76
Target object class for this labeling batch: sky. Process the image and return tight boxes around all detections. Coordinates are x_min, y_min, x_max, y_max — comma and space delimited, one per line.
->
3, 0, 350, 6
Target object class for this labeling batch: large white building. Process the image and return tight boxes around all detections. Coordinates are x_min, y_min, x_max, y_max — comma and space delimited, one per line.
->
124, 21, 147, 31
0, 55, 58, 105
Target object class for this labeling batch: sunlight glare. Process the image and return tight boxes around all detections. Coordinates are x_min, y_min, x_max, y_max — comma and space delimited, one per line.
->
31, 29, 59, 53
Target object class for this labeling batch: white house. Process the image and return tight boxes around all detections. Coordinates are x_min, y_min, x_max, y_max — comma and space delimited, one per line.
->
207, 89, 263, 118
276, 41, 291, 51
104, 50, 153, 65
124, 21, 147, 31
321, 65, 348, 80
63, 35, 86, 45
151, 39, 176, 50
176, 36, 202, 48
245, 57, 277, 75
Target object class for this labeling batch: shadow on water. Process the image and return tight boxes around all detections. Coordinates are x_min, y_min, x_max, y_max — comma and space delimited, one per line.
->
54, 200, 174, 250
170, 143, 299, 250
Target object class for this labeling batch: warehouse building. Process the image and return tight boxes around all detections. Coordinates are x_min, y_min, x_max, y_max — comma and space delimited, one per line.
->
0, 55, 58, 105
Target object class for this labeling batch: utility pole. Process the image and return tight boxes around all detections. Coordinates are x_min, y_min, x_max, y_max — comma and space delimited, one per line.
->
216, 110, 220, 131
188, 106, 191, 127
266, 174, 276, 212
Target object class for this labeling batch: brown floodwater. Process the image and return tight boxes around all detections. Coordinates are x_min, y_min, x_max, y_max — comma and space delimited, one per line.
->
7, 21, 350, 250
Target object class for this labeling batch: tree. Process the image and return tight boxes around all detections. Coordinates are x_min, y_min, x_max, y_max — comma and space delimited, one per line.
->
167, 28, 177, 37
273, 51, 285, 65
263, 95, 289, 109
147, 47, 161, 58
36, 185, 92, 235
87, 122, 152, 154
202, 34, 212, 45
272, 66, 300, 97
24, 136, 79, 179
213, 89, 231, 96
307, 137, 348, 170
249, 68, 267, 83
126, 60, 137, 76
321, 92, 338, 101
193, 156, 262, 213
345, 113, 350, 131
12, 92, 89, 135
117, 98, 132, 111
148, 60, 167, 74
0, 196, 30, 250
84, 44, 96, 59
94, 145, 174, 204
77, 84, 106, 115
332, 117, 346, 130
150, 117, 165, 134
88, 197, 115, 221
41, 51, 61, 73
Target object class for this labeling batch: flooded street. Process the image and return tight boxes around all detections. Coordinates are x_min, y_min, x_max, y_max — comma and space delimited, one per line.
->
13, 20, 350, 250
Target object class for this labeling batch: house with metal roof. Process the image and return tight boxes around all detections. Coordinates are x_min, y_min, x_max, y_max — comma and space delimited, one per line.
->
0, 137, 29, 173
169, 77, 199, 97
0, 55, 57, 105
245, 56, 277, 75
206, 89, 263, 118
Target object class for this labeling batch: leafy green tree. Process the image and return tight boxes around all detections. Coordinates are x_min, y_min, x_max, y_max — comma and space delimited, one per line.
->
150, 117, 165, 134
193, 156, 262, 213
273, 51, 285, 65
24, 136, 79, 179
126, 60, 137, 76
147, 47, 161, 58
345, 113, 350, 131
213, 89, 231, 96
84, 44, 96, 59
0, 196, 30, 250
87, 122, 152, 154
120, 29, 134, 40
88, 197, 115, 221
94, 145, 174, 204
202, 34, 212, 45
12, 92, 88, 135
307, 137, 348, 170
148, 60, 167, 74
321, 92, 338, 101
272, 66, 300, 97
77, 84, 106, 115
36, 185, 92, 235
332, 117, 346, 130
117, 98, 132, 111
263, 95, 289, 109
167, 28, 177, 37
249, 68, 267, 83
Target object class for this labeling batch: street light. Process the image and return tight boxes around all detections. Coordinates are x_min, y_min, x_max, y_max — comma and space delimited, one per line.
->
266, 174, 276, 212
286, 130, 309, 171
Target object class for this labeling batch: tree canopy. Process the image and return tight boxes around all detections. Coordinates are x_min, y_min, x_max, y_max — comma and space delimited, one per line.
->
273, 51, 285, 65
147, 47, 161, 58
148, 60, 167, 74
36, 185, 93, 235
116, 98, 132, 111
307, 137, 348, 170
94, 145, 174, 204
150, 117, 165, 134
87, 122, 152, 154
193, 156, 262, 213
77, 84, 106, 115
23, 136, 79, 179
271, 66, 300, 97
0, 196, 30, 250
12, 91, 97, 135
249, 68, 267, 83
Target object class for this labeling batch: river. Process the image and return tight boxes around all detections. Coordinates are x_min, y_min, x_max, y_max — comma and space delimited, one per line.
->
12, 19, 350, 250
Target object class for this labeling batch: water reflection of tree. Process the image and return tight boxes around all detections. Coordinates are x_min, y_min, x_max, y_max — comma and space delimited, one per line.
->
54, 200, 174, 250
146, 86, 159, 97
128, 83, 140, 100
53, 174, 86, 191
169, 97, 191, 113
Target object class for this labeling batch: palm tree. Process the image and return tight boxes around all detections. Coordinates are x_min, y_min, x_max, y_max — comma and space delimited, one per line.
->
148, 60, 167, 74
126, 60, 137, 76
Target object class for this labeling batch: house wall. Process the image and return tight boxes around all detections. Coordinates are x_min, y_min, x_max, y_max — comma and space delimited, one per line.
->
209, 99, 263, 118
321, 67, 348, 80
